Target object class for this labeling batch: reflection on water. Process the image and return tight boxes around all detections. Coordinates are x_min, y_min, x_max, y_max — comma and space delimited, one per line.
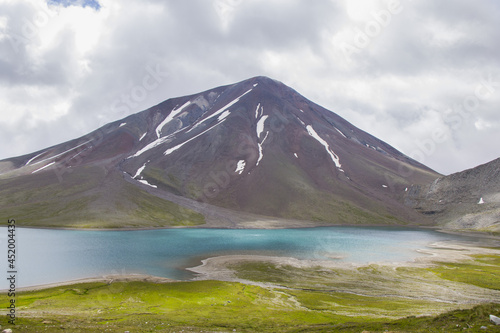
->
0, 226, 473, 288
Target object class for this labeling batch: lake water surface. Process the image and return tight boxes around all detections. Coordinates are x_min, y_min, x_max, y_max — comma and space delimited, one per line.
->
0, 226, 473, 288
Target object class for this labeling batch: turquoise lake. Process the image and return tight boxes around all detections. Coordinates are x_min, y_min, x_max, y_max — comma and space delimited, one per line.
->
0, 226, 473, 289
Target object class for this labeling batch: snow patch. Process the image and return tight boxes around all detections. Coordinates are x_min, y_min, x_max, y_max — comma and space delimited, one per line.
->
192, 88, 253, 129
25, 151, 46, 166
296, 116, 305, 126
134, 163, 147, 179
32, 161, 55, 174
218, 110, 231, 121
164, 120, 226, 155
294, 153, 298, 158
119, 122, 126, 127
138, 179, 157, 188
306, 125, 341, 168
254, 103, 261, 119
156, 101, 192, 138
382, 185, 388, 188
478, 197, 485, 204
256, 131, 269, 166
335, 127, 347, 138
132, 136, 171, 158
253, 83, 258, 87
139, 132, 147, 141
235, 160, 246, 174
31, 140, 92, 166
405, 188, 408, 192
256, 115, 268, 139
299, 109, 304, 113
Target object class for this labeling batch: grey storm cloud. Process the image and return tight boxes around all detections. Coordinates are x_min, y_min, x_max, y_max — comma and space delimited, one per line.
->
0, 0, 499, 175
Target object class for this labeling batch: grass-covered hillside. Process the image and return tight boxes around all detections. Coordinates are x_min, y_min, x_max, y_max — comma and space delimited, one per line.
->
2, 253, 499, 332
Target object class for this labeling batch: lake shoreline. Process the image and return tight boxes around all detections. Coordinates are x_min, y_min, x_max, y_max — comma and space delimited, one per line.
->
5, 236, 499, 293
186, 239, 500, 282
5, 222, 499, 237
5, 274, 176, 293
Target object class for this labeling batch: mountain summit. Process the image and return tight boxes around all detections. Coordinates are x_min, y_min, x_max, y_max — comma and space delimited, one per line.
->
0, 76, 440, 228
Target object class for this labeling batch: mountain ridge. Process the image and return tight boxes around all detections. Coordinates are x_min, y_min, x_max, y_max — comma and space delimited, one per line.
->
2, 76, 494, 231
405, 157, 500, 232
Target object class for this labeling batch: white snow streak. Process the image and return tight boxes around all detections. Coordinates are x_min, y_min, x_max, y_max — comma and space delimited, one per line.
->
235, 160, 246, 174
138, 179, 157, 188
134, 163, 147, 179
32, 161, 55, 174
256, 131, 269, 166
253, 83, 258, 87
31, 140, 92, 166
294, 153, 298, 158
164, 120, 226, 156
132, 136, 171, 158
382, 185, 388, 188
193, 88, 253, 129
478, 197, 485, 204
306, 125, 341, 168
218, 110, 231, 121
335, 127, 347, 138
256, 115, 268, 139
254, 103, 261, 119
156, 101, 192, 138
119, 122, 127, 127
25, 151, 46, 166
139, 132, 147, 141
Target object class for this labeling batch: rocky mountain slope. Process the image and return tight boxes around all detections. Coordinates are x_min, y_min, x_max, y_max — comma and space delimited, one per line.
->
0, 76, 447, 228
405, 158, 500, 232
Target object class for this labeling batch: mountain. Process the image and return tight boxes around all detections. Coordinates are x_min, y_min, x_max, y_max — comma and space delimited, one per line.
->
405, 158, 500, 233
0, 76, 441, 228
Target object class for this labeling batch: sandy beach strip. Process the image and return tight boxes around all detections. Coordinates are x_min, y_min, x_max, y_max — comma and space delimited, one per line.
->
4, 274, 176, 293
187, 240, 500, 282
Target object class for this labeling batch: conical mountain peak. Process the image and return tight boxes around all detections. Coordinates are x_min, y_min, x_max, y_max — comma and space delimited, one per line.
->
0, 77, 440, 228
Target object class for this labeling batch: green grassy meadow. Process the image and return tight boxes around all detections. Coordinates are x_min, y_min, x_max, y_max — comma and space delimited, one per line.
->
2, 253, 499, 332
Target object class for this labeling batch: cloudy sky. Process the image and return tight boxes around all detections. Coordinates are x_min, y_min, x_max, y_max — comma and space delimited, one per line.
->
0, 0, 499, 175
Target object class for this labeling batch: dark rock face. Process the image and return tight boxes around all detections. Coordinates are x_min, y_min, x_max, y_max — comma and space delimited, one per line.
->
405, 158, 500, 232
0, 76, 457, 228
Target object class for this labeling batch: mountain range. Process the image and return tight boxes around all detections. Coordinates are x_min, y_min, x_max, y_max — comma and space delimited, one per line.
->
0, 76, 498, 232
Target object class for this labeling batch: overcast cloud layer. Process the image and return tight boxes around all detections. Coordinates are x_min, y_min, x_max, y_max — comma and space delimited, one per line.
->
0, 0, 499, 175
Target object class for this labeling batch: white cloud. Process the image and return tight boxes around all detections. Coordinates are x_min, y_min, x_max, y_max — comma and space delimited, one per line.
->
0, 0, 499, 175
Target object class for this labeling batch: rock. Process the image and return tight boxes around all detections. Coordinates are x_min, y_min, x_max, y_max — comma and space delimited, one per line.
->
491, 314, 500, 325
2, 329, 13, 333
481, 326, 487, 329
